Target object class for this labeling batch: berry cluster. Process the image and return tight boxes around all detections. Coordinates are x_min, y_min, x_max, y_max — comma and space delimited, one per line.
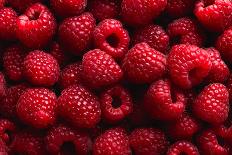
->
0, 0, 232, 154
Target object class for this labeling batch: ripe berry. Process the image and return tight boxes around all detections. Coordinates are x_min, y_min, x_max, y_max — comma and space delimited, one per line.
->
58, 84, 101, 128
23, 50, 60, 87
227, 74, 232, 101
82, 49, 123, 89
0, 119, 16, 144
167, 141, 199, 155
7, 0, 44, 13
193, 83, 229, 124
0, 139, 8, 154
58, 12, 96, 55
93, 19, 130, 59
17, 88, 57, 129
0, 72, 6, 98
0, 0, 5, 8
17, 3, 57, 49
129, 128, 168, 155
93, 128, 131, 155
167, 44, 212, 89
122, 43, 166, 84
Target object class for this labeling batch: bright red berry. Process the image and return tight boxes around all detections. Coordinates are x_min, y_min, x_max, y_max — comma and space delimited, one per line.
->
193, 83, 229, 124
58, 84, 101, 128
93, 128, 131, 155
7, 0, 44, 13
167, 44, 212, 89
122, 43, 166, 84
167, 141, 200, 155
17, 88, 57, 129
0, 119, 16, 144
17, 3, 57, 49
58, 12, 96, 55
0, 72, 6, 98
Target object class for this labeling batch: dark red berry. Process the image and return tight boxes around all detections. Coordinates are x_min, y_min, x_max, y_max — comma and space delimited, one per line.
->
7, 0, 44, 13
167, 141, 200, 155
0, 72, 6, 98
0, 119, 16, 144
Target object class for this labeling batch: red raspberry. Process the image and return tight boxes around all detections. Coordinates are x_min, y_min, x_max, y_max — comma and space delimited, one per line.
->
167, 141, 200, 155
17, 3, 57, 49
167, 114, 201, 140
100, 85, 133, 123
0, 139, 8, 154
3, 45, 26, 81
129, 128, 168, 155
7, 0, 44, 13
0, 72, 6, 98
144, 79, 186, 120
132, 25, 169, 53
58, 12, 96, 55
82, 49, 123, 89
121, 0, 167, 26
213, 119, 232, 145
0, 8, 17, 41
58, 84, 101, 128
0, 119, 16, 144
167, 44, 212, 89
59, 62, 82, 89
227, 74, 232, 101
122, 43, 166, 84
88, 0, 120, 21
17, 88, 57, 129
167, 17, 205, 46
93, 128, 131, 155
216, 27, 232, 63
194, 0, 232, 32
50, 0, 87, 18
23, 50, 60, 87
0, 0, 5, 8
93, 19, 130, 59
46, 124, 92, 154
193, 83, 229, 124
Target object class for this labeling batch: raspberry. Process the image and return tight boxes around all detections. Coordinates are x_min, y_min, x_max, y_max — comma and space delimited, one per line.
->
58, 84, 101, 128
226, 74, 232, 101
194, 0, 232, 32
0, 0, 5, 8
121, 0, 167, 26
122, 43, 166, 84
58, 12, 96, 55
0, 8, 17, 41
7, 0, 44, 13
132, 25, 169, 53
46, 124, 92, 154
144, 79, 186, 120
193, 83, 229, 124
88, 0, 120, 21
0, 72, 6, 98
129, 128, 168, 155
93, 128, 131, 155
167, 141, 200, 155
167, 17, 205, 46
167, 44, 212, 89
0, 119, 16, 144
59, 62, 82, 89
17, 88, 57, 129
17, 3, 57, 49
3, 45, 26, 81
100, 85, 133, 123
82, 49, 123, 89
23, 50, 60, 87
50, 0, 87, 18
0, 139, 8, 154
93, 19, 130, 59
213, 119, 232, 145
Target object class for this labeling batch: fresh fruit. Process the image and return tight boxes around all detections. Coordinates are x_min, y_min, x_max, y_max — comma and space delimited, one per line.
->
167, 141, 199, 155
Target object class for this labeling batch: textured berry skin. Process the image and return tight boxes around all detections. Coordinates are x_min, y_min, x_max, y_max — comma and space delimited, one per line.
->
59, 62, 82, 89
167, 44, 212, 89
82, 49, 123, 89
7, 0, 44, 13
17, 3, 57, 49
50, 0, 87, 18
58, 84, 101, 128
132, 25, 169, 53
100, 85, 133, 123
194, 0, 232, 32
216, 27, 232, 63
58, 12, 96, 55
3, 45, 26, 81
17, 88, 57, 129
121, 0, 167, 26
0, 72, 6, 98
93, 128, 131, 155
0, 8, 17, 41
226, 74, 232, 101
167, 141, 200, 155
46, 124, 92, 155
0, 0, 5, 8
0, 119, 16, 144
129, 128, 168, 155
93, 19, 130, 59
122, 43, 166, 84
167, 17, 205, 46
193, 83, 229, 124
88, 0, 120, 21
0, 139, 8, 154
23, 50, 60, 87
213, 120, 232, 145
144, 79, 186, 120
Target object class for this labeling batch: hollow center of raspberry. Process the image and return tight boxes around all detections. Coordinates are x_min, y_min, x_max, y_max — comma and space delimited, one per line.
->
217, 135, 226, 147
106, 33, 120, 48
28, 11, 41, 20
60, 141, 76, 155
5, 130, 13, 144
112, 96, 122, 108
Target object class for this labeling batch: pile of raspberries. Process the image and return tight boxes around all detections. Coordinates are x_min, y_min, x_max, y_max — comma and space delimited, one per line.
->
0, 0, 232, 154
